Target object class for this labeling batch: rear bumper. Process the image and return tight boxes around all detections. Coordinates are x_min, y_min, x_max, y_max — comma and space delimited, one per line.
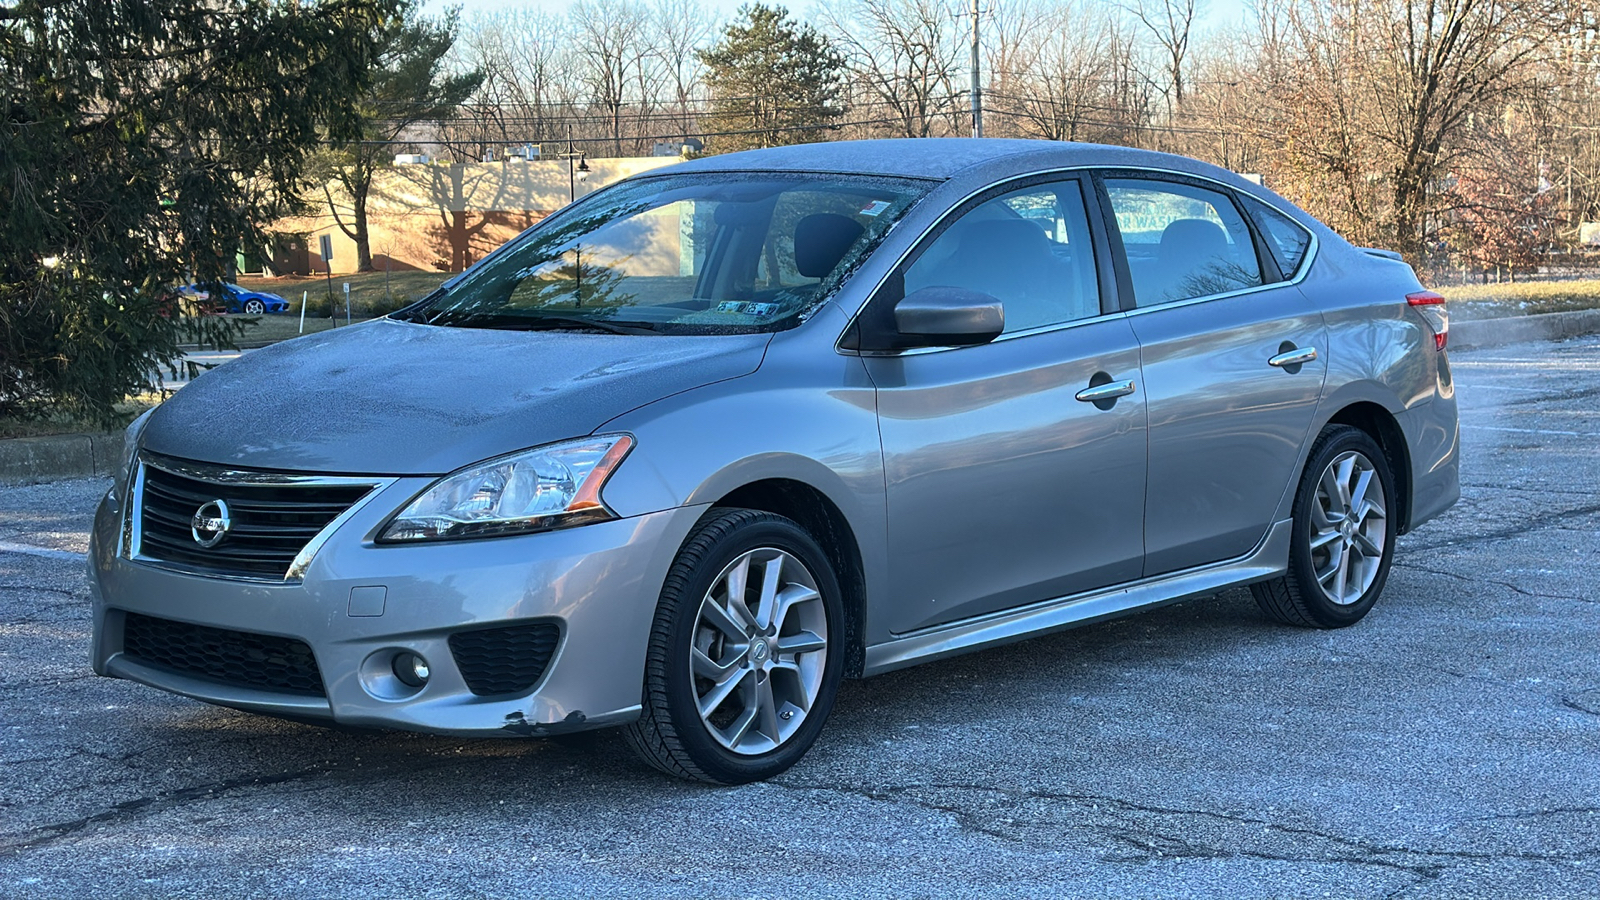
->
1397, 389, 1460, 532
88, 482, 705, 737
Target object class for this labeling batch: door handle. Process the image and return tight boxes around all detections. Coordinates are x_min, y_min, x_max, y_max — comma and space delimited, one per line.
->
1075, 379, 1137, 403
1268, 346, 1318, 368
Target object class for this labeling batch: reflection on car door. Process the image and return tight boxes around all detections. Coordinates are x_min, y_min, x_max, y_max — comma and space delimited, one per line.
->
1101, 174, 1328, 576
866, 177, 1148, 634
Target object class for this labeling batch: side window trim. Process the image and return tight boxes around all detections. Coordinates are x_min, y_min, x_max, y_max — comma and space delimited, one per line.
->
1088, 170, 1137, 313
1077, 171, 1123, 317
848, 172, 1110, 353
1094, 168, 1272, 310
1233, 190, 1286, 284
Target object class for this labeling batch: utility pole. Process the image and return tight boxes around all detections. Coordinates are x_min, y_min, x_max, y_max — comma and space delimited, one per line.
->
970, 0, 983, 138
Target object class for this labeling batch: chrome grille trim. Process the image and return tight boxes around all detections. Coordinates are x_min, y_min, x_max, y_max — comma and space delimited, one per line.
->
125, 452, 395, 583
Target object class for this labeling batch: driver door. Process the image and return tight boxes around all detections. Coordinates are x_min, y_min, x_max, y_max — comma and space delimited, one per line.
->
862, 176, 1149, 634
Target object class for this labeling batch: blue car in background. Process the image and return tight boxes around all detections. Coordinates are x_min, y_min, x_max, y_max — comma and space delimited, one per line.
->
180, 282, 290, 315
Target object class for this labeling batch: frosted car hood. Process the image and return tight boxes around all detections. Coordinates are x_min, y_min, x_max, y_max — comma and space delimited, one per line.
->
142, 318, 770, 475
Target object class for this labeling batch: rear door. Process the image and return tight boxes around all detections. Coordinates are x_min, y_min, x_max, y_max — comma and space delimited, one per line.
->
863, 175, 1149, 634
1097, 173, 1327, 576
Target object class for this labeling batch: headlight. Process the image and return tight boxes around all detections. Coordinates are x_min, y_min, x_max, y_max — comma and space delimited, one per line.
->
378, 435, 634, 542
110, 408, 155, 503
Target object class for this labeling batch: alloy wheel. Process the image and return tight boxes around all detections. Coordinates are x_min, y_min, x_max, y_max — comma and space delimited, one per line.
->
690, 547, 827, 755
1309, 450, 1388, 605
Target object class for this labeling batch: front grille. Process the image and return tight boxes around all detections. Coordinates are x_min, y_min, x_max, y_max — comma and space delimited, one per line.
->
121, 612, 326, 696
137, 457, 373, 579
449, 622, 561, 696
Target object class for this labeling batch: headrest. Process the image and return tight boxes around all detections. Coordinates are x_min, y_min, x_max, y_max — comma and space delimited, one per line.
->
794, 213, 866, 278
955, 218, 1052, 257
1159, 218, 1229, 259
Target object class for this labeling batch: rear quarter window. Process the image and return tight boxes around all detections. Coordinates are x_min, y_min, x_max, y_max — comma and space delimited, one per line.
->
1241, 196, 1313, 277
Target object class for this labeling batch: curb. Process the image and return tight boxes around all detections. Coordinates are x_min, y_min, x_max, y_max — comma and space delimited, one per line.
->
1451, 308, 1600, 351
2, 309, 1597, 486
0, 432, 121, 485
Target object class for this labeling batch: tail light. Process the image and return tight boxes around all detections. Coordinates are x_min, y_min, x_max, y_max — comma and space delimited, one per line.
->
1407, 291, 1448, 350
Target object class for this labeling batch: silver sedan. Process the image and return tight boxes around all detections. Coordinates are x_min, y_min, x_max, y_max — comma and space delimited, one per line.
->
89, 139, 1459, 783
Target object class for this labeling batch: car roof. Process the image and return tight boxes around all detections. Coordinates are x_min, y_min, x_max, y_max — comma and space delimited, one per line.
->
663, 138, 1240, 184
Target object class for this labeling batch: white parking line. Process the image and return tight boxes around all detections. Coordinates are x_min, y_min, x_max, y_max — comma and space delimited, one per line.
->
0, 541, 87, 561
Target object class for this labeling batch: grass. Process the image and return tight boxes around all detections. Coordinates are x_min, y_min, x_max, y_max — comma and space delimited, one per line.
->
223, 271, 452, 346
230, 314, 377, 347
1435, 278, 1600, 321
237, 271, 449, 315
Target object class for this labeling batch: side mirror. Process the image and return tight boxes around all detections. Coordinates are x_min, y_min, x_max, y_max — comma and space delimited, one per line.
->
893, 286, 1004, 347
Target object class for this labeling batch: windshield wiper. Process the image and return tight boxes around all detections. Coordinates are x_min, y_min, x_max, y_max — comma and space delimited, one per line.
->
388, 289, 447, 323
466, 314, 661, 335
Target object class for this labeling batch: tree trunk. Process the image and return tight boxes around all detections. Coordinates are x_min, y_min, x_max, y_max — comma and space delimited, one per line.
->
353, 179, 374, 273
1391, 166, 1428, 261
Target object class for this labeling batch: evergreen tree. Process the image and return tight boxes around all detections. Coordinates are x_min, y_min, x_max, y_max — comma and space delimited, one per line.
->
320, 1, 482, 272
698, 4, 847, 153
1, 0, 395, 423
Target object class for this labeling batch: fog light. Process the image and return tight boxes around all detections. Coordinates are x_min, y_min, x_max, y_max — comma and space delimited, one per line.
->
393, 652, 430, 688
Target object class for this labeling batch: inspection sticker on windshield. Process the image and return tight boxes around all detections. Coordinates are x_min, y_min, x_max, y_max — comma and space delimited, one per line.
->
713, 301, 779, 318
747, 302, 778, 318
859, 200, 892, 217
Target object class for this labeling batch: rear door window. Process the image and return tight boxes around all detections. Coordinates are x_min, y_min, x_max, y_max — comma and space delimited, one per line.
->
1104, 178, 1263, 305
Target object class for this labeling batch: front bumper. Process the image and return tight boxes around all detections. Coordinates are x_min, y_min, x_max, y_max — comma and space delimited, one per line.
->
88, 479, 705, 737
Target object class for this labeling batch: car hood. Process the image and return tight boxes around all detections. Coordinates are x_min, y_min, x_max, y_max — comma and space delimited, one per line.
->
142, 318, 771, 475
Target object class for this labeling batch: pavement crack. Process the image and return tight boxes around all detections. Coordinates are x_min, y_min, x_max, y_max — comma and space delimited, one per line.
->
1471, 805, 1600, 822
1458, 482, 1595, 498
1391, 562, 1588, 603
772, 780, 1600, 872
1562, 696, 1600, 717
0, 766, 330, 857
0, 583, 85, 600
1502, 384, 1600, 407
1403, 503, 1600, 553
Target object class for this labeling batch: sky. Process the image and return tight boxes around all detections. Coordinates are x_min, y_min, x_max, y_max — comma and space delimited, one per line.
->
424, 0, 1254, 36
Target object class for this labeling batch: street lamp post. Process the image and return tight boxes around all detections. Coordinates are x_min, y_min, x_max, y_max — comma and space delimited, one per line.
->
564, 133, 591, 204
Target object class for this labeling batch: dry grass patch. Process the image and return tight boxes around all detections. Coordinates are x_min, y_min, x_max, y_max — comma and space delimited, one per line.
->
1437, 279, 1600, 320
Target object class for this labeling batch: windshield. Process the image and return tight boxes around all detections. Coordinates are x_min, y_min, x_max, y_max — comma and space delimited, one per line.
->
404, 172, 931, 335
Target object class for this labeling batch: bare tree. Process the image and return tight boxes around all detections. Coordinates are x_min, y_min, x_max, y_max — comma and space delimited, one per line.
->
1123, 0, 1203, 111
651, 0, 716, 143
991, 1, 1151, 143
574, 0, 656, 156
1367, 0, 1576, 257
447, 10, 580, 160
821, 0, 966, 139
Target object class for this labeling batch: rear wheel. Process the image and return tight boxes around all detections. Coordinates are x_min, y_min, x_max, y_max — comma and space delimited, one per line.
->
623, 508, 843, 784
1251, 425, 1397, 628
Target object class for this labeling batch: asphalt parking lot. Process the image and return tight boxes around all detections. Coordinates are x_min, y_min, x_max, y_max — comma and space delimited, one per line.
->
2, 336, 1597, 898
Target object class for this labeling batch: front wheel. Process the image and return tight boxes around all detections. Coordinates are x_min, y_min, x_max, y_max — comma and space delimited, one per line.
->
242, 298, 266, 315
1251, 425, 1397, 628
623, 508, 843, 784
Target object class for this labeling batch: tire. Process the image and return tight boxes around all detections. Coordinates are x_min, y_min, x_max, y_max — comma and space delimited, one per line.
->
623, 508, 844, 784
1251, 425, 1398, 628
242, 299, 266, 315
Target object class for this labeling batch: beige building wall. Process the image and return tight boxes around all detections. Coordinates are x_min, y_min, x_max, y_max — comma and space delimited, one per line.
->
275, 156, 681, 275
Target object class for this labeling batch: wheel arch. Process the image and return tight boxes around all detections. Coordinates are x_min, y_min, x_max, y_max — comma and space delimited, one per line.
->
1321, 400, 1413, 535
701, 478, 868, 679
